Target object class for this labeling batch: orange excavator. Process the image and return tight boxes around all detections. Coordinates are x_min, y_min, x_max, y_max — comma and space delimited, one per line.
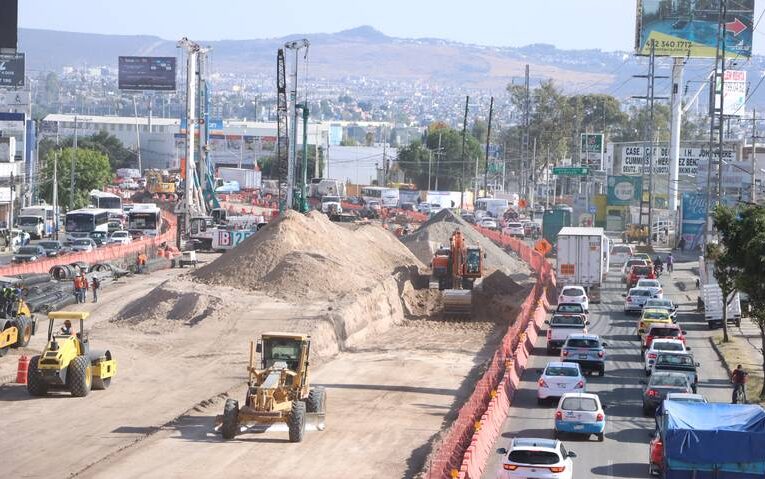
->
430, 229, 484, 315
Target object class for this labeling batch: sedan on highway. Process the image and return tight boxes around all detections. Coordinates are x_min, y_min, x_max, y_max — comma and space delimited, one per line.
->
38, 240, 64, 257
497, 438, 576, 479
503, 222, 525, 237
621, 258, 647, 283
637, 308, 672, 339
480, 218, 499, 230
610, 244, 634, 266
553, 392, 606, 442
537, 361, 586, 405
109, 230, 132, 245
641, 371, 693, 416
560, 334, 607, 376
643, 298, 677, 322
12, 245, 45, 263
623, 287, 654, 314
71, 238, 97, 253
644, 339, 688, 375
636, 279, 663, 299
558, 286, 589, 311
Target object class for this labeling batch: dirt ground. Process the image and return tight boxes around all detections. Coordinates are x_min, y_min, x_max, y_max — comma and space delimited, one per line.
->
0, 250, 528, 478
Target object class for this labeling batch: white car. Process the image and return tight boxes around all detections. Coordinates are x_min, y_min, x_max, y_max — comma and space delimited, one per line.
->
537, 361, 585, 405
480, 218, 498, 230
109, 230, 132, 245
554, 392, 606, 442
558, 286, 589, 311
498, 438, 575, 479
503, 222, 525, 237
623, 287, 654, 314
636, 279, 663, 299
644, 339, 687, 375
610, 244, 634, 266
71, 238, 97, 252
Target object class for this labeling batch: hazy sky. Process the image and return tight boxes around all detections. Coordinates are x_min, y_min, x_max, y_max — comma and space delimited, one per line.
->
18, 1, 765, 54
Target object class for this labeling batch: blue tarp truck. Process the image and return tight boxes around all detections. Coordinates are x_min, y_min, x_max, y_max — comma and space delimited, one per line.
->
651, 401, 765, 478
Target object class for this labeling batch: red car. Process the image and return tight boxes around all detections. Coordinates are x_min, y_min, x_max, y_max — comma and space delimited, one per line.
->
627, 265, 656, 288
642, 324, 687, 352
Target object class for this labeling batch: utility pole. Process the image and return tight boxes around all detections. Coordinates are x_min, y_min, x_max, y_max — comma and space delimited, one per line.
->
748, 108, 763, 203
434, 132, 443, 191
53, 149, 58, 239
9, 172, 14, 229
531, 138, 537, 215
70, 115, 77, 211
632, 41, 668, 246
522, 65, 531, 201
132, 95, 142, 174
483, 96, 494, 198
460, 96, 469, 210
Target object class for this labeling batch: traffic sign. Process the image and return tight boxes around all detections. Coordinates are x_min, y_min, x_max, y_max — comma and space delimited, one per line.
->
553, 167, 589, 176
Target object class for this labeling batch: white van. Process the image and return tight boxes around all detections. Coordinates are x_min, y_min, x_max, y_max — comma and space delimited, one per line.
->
610, 244, 634, 266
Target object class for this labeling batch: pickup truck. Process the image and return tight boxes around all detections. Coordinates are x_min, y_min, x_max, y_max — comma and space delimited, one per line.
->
651, 351, 699, 393
545, 313, 589, 354
650, 401, 765, 478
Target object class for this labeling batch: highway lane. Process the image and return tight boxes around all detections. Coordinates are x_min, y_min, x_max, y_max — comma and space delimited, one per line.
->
482, 258, 731, 478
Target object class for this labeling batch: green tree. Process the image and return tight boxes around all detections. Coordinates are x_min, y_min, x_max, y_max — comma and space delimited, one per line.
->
39, 131, 136, 172
397, 124, 483, 191
715, 204, 765, 398
39, 147, 113, 211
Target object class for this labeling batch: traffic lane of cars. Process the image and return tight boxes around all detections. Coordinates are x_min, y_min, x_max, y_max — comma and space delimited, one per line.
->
483, 270, 731, 478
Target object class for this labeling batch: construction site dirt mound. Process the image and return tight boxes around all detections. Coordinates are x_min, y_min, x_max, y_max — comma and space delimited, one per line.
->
112, 281, 224, 332
401, 209, 530, 281
193, 210, 424, 302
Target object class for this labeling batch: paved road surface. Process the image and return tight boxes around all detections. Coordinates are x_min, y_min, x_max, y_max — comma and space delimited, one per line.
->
482, 259, 731, 478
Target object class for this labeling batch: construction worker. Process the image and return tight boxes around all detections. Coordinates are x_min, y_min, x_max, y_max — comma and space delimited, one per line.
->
60, 319, 73, 336
91, 276, 100, 303
79, 272, 88, 304
73, 275, 82, 304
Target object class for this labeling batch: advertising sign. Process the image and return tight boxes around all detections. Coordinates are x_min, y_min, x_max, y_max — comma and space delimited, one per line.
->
681, 192, 707, 251
635, 0, 754, 58
620, 144, 737, 175
717, 70, 747, 117
118, 56, 176, 91
607, 176, 643, 206
0, 53, 24, 87
580, 133, 604, 170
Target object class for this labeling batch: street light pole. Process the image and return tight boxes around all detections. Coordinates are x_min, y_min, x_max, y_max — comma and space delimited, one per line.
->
70, 115, 77, 211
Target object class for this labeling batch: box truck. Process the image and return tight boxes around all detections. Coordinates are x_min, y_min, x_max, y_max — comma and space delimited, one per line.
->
556, 227, 609, 303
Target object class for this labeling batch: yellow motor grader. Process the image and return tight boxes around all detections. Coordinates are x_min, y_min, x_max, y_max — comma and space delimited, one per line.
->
218, 332, 326, 442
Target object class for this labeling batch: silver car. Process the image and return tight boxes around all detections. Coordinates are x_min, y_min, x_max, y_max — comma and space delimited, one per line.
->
623, 287, 654, 314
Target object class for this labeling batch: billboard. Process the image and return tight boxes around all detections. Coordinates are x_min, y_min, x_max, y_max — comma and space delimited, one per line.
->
118, 56, 176, 91
0, 53, 24, 87
620, 143, 737, 175
635, 0, 754, 58
607, 176, 643, 206
717, 70, 746, 116
580, 133, 604, 170
681, 192, 707, 251
0, 0, 18, 51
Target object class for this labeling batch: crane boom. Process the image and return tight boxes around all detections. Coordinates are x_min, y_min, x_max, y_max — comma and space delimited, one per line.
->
276, 48, 289, 211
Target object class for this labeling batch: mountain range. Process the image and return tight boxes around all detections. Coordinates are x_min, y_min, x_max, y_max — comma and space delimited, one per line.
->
16, 25, 765, 106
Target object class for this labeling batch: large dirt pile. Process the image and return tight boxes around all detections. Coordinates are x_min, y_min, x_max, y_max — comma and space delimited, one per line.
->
193, 210, 424, 302
401, 209, 529, 278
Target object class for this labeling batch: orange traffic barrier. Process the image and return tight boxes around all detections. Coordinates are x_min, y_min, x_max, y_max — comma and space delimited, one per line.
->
16, 355, 29, 384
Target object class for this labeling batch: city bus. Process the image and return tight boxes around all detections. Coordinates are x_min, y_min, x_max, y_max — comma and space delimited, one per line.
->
17, 204, 57, 239
89, 190, 123, 214
474, 197, 510, 220
127, 203, 162, 237
65, 208, 110, 241
361, 186, 399, 208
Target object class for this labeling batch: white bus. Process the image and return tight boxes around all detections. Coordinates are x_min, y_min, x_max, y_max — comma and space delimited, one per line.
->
474, 197, 510, 220
361, 187, 399, 208
89, 190, 123, 213
128, 203, 162, 237
65, 208, 110, 241
18, 204, 57, 238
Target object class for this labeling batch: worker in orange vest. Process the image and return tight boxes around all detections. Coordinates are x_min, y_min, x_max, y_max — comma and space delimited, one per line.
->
73, 275, 82, 304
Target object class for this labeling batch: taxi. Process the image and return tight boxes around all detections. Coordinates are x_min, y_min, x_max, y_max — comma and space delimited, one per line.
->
636, 308, 672, 340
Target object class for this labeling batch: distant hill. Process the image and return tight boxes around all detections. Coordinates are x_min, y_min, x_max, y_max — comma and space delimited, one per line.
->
17, 26, 765, 105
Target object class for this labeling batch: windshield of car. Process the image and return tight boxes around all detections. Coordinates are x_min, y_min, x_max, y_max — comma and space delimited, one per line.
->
645, 300, 671, 308
633, 266, 652, 275
649, 327, 679, 336
322, 196, 340, 203
17, 216, 41, 226
74, 239, 92, 246
561, 397, 598, 412
17, 246, 39, 255
566, 338, 600, 349
112, 232, 128, 238
507, 223, 522, 228
612, 246, 632, 254
653, 341, 684, 352
638, 280, 660, 287
508, 450, 560, 465
551, 315, 585, 326
557, 304, 584, 313
651, 373, 688, 387
656, 354, 694, 367
626, 260, 646, 268
39, 242, 60, 249
561, 287, 585, 296
643, 311, 669, 320
631, 289, 652, 297
545, 366, 579, 377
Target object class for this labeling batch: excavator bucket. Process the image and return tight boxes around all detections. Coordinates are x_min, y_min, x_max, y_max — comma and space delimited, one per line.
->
442, 289, 473, 315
